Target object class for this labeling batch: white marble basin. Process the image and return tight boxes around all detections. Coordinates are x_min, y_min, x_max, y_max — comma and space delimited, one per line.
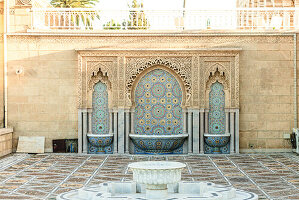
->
128, 161, 186, 199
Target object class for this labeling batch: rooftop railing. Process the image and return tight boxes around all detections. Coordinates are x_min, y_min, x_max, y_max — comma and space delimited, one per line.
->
30, 8, 299, 31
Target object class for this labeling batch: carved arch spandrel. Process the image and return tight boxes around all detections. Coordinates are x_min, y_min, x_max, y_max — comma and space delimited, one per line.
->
205, 70, 230, 108
78, 56, 118, 109
126, 57, 192, 107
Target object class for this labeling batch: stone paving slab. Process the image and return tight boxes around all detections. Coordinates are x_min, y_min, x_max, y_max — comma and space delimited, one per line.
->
0, 153, 297, 200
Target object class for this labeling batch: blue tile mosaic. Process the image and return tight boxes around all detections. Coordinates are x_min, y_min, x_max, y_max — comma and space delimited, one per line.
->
205, 82, 230, 154
134, 69, 183, 135
133, 69, 184, 154
89, 82, 113, 154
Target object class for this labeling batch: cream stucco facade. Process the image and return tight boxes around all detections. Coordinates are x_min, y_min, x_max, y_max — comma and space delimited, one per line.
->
1, 0, 298, 153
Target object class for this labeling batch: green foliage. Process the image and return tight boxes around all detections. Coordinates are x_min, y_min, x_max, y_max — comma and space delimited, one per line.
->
50, 0, 99, 8
125, 0, 149, 29
103, 19, 121, 30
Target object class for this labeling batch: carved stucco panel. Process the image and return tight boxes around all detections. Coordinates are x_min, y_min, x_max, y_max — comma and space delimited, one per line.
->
126, 57, 192, 107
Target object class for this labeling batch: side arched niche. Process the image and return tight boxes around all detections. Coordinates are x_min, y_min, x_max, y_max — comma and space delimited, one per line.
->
204, 64, 230, 109
87, 68, 113, 109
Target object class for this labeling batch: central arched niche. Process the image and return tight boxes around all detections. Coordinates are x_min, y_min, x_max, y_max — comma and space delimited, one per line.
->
132, 68, 186, 154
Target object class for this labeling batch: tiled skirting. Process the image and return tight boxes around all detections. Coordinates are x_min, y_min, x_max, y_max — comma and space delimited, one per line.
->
0, 128, 13, 157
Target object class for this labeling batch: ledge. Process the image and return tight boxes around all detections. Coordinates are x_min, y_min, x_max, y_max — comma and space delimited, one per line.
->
0, 128, 13, 136
76, 47, 243, 52
7, 31, 296, 37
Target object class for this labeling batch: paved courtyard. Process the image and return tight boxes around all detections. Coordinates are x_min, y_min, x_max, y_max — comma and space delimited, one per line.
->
0, 153, 298, 200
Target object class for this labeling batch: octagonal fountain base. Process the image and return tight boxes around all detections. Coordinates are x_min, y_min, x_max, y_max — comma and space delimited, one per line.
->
57, 181, 258, 200
57, 161, 258, 200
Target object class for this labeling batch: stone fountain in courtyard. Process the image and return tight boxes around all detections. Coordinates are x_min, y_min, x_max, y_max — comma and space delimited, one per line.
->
57, 161, 258, 200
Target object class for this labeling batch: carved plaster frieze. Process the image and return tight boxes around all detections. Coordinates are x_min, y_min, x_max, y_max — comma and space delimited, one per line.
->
77, 50, 240, 109
126, 57, 192, 107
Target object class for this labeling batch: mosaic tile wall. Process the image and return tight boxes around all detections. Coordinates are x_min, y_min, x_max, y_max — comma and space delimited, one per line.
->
134, 69, 183, 135
89, 82, 112, 154
134, 69, 184, 154
92, 82, 109, 135
205, 82, 229, 154
208, 82, 225, 135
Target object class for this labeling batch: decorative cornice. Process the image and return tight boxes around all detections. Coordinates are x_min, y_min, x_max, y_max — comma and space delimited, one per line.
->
7, 32, 296, 37
76, 48, 242, 52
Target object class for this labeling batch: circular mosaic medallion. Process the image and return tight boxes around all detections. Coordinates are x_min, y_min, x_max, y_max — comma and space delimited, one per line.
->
153, 126, 165, 135
172, 84, 181, 97
172, 107, 182, 119
135, 107, 144, 118
151, 83, 166, 98
174, 126, 183, 134
135, 86, 145, 98
135, 126, 144, 134
151, 105, 166, 119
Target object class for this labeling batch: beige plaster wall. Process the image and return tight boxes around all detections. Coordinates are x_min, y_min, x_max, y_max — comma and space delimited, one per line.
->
7, 34, 295, 152
0, 1, 4, 128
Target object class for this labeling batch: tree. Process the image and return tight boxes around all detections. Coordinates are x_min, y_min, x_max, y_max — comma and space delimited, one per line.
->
50, 0, 99, 8
124, 0, 149, 30
50, 0, 100, 29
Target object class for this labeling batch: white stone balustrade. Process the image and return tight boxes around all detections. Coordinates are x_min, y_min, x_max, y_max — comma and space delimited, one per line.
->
31, 8, 298, 31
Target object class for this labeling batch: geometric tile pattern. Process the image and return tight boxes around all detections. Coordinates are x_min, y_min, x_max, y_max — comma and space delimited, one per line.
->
208, 81, 225, 135
89, 82, 112, 154
92, 82, 109, 135
87, 136, 113, 154
0, 153, 298, 200
206, 81, 229, 154
134, 69, 183, 135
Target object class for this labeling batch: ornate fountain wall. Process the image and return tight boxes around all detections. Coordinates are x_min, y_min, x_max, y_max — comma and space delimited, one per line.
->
77, 49, 240, 154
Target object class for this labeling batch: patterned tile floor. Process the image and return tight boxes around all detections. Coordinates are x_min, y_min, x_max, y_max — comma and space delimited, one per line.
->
0, 153, 298, 200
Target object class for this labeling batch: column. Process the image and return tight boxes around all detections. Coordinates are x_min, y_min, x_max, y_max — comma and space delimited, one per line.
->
204, 110, 209, 133
109, 110, 113, 134
200, 109, 204, 154
113, 109, 118, 154
78, 109, 83, 154
225, 109, 229, 133
230, 111, 235, 153
131, 109, 135, 134
192, 109, 200, 154
118, 109, 125, 154
187, 108, 192, 153
82, 109, 88, 154
125, 109, 130, 154
235, 109, 240, 154
88, 109, 92, 133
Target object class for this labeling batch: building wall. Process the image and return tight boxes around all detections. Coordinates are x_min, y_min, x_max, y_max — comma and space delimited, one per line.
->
7, 34, 295, 152
0, 1, 4, 128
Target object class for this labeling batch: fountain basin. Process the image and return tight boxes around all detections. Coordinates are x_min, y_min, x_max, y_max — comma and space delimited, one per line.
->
129, 161, 186, 199
129, 134, 188, 154
87, 133, 113, 148
204, 133, 230, 148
